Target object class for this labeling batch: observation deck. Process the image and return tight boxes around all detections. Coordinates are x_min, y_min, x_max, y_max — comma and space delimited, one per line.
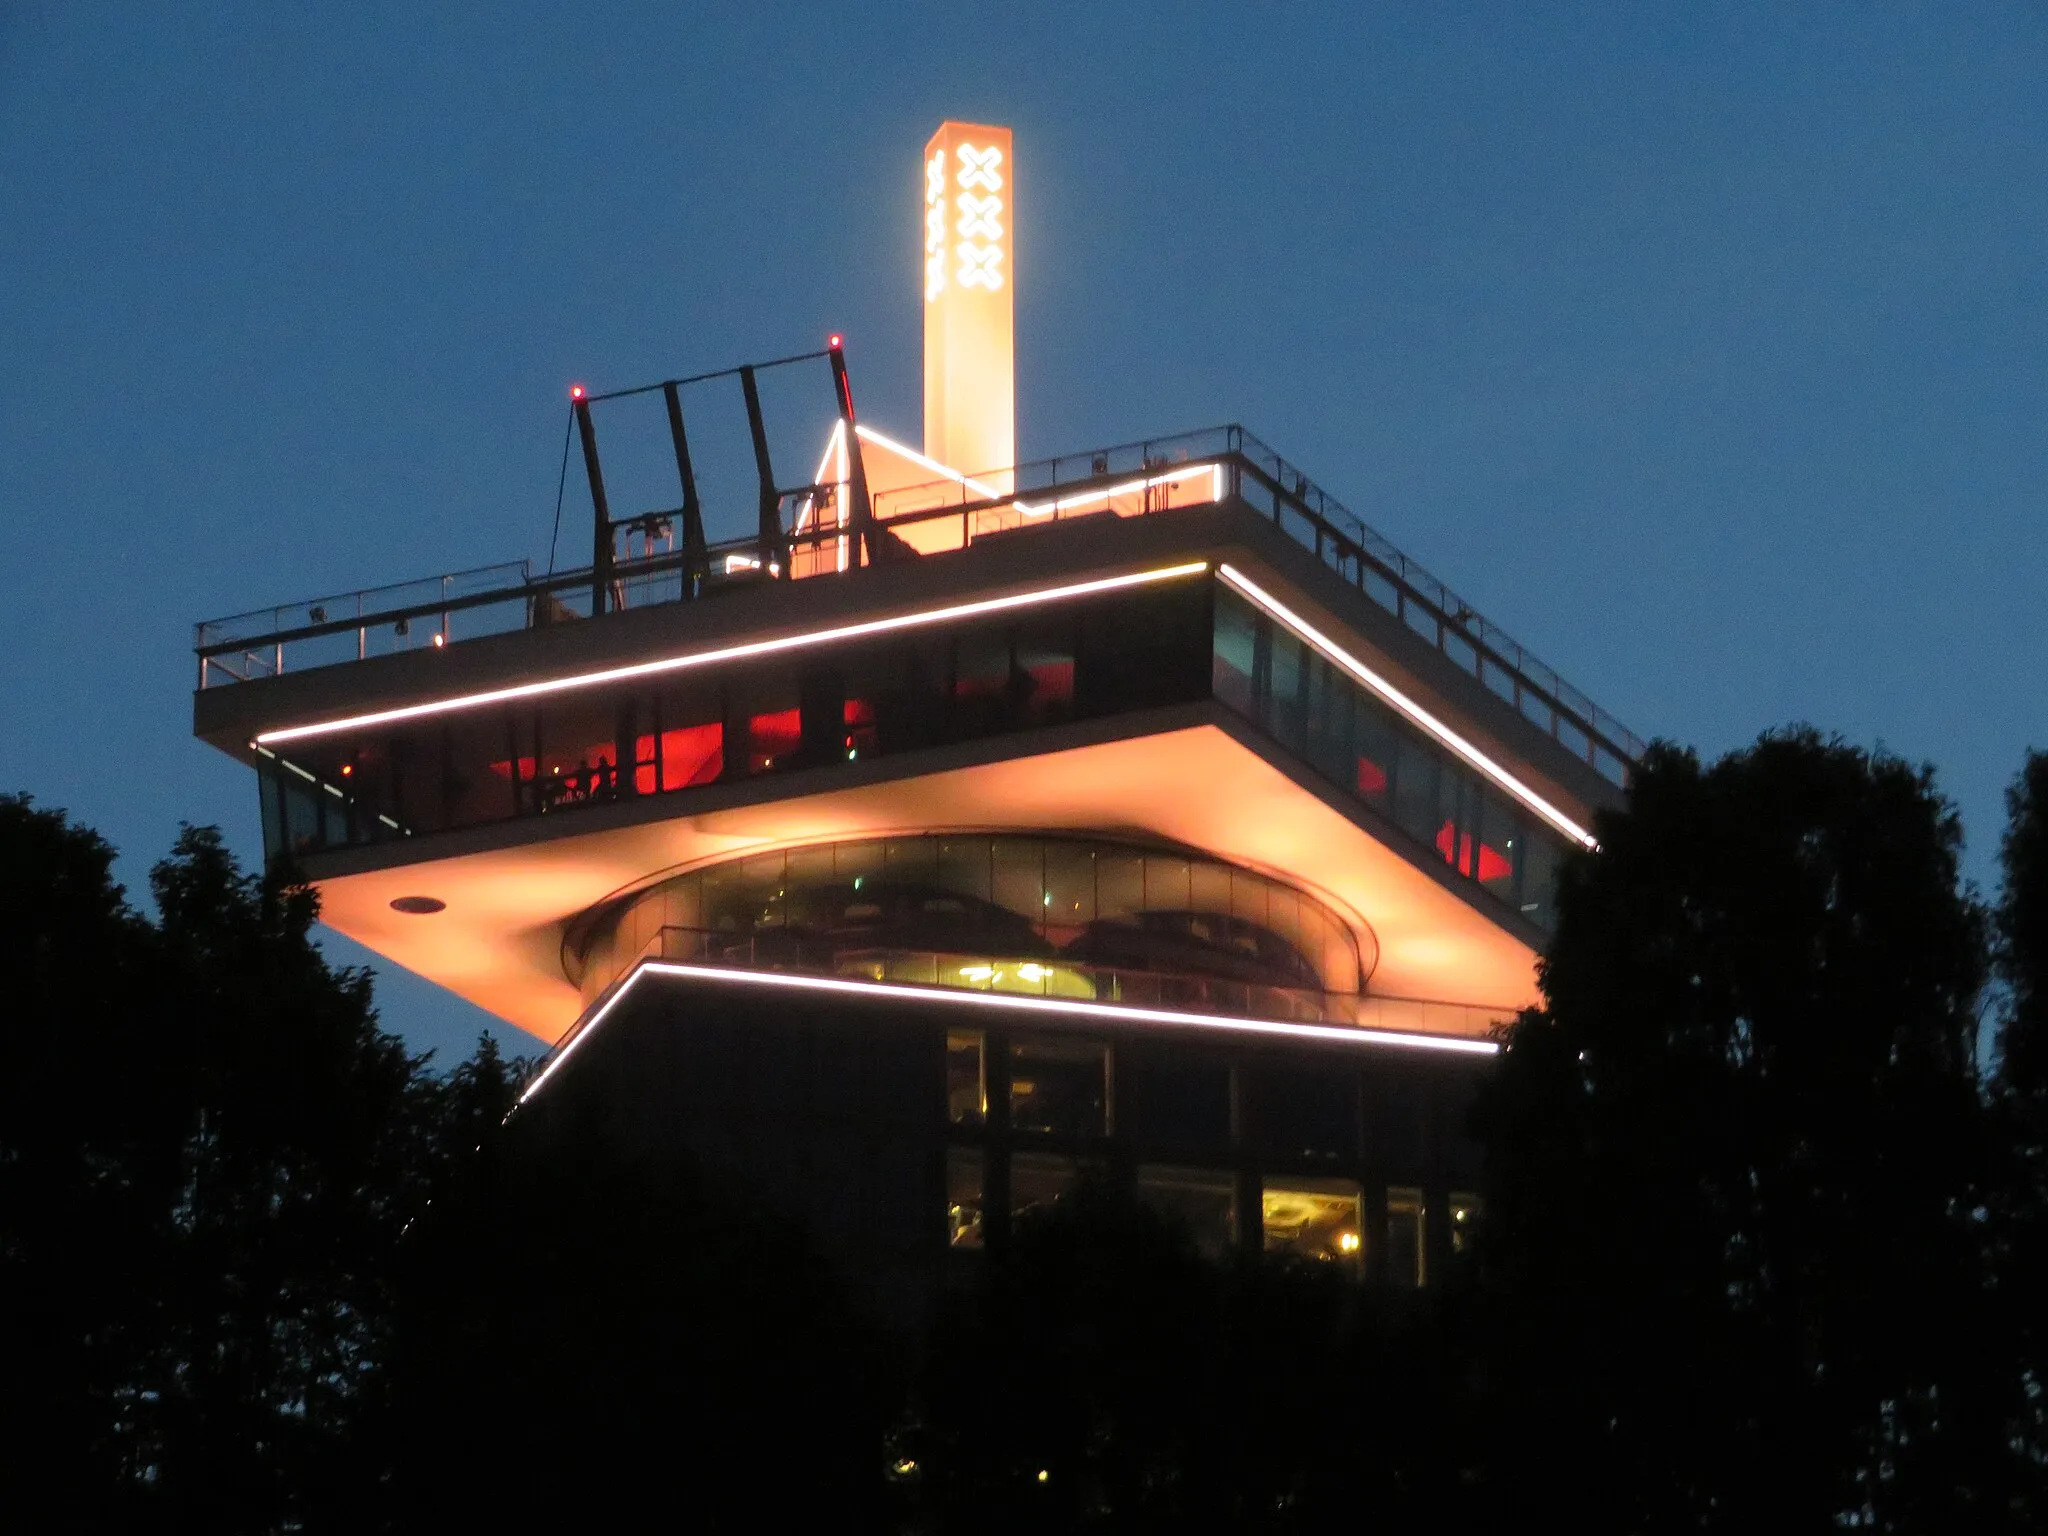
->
191, 424, 1640, 1045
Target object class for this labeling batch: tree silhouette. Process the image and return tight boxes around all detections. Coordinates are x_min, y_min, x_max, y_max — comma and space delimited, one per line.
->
1992, 750, 2048, 1522
910, 1177, 1483, 1533
0, 801, 494, 1532
1471, 732, 2006, 1531
380, 1101, 889, 1533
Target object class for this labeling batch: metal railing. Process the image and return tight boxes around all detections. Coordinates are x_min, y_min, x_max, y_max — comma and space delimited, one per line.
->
194, 424, 1644, 781
583, 924, 1512, 1041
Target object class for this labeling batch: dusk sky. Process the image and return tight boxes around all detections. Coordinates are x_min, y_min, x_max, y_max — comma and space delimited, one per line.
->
5, 3, 2045, 1062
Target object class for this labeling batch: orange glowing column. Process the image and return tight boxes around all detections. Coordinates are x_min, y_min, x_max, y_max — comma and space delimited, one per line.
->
923, 121, 1014, 488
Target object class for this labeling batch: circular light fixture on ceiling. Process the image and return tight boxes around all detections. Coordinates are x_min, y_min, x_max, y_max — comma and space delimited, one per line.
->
389, 895, 446, 915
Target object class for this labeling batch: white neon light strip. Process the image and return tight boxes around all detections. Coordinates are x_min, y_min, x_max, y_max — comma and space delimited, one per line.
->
255, 561, 1211, 745
1218, 563, 1597, 849
854, 423, 1007, 501
854, 425, 1224, 522
519, 959, 1499, 1106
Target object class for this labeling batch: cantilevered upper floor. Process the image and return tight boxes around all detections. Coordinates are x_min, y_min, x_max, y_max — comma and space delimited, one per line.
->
192, 426, 1640, 1043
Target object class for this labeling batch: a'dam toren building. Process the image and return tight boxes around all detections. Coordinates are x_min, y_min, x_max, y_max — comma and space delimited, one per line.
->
192, 122, 1640, 1316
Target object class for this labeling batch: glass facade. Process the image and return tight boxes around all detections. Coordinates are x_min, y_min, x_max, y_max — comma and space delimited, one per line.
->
255, 576, 1211, 859
1212, 583, 1569, 931
1262, 1179, 1364, 1270
946, 1146, 984, 1249
1386, 1186, 1427, 1288
932, 1024, 1474, 1284
254, 572, 1575, 933
570, 832, 1369, 1025
1136, 1165, 1238, 1260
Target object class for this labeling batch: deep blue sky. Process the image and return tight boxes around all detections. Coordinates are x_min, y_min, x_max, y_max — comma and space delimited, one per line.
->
5, 4, 2045, 1063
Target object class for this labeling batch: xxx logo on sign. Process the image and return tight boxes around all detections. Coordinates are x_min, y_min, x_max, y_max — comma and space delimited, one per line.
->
955, 192, 1003, 242
955, 143, 1004, 193
956, 242, 1004, 290
924, 149, 950, 302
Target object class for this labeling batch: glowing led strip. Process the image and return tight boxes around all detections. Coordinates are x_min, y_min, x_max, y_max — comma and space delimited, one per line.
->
1218, 563, 1597, 849
519, 959, 1500, 1106
254, 561, 1210, 745
855, 425, 1225, 521
855, 423, 1007, 501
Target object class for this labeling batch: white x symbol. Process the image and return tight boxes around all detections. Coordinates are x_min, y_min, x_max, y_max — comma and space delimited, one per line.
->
955, 143, 1004, 193
956, 191, 1003, 242
956, 241, 1004, 290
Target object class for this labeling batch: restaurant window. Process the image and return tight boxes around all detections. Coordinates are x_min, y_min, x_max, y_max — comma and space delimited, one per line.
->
946, 1030, 985, 1126
1387, 1186, 1426, 1288
1137, 1165, 1237, 1261
1011, 1152, 1080, 1226
1009, 1035, 1110, 1138
946, 1147, 984, 1250
1247, 1065, 1358, 1163
1262, 1178, 1362, 1270
1449, 1192, 1481, 1258
1121, 1055, 1233, 1150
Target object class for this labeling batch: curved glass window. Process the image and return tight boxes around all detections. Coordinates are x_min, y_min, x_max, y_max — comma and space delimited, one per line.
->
569, 832, 1374, 1026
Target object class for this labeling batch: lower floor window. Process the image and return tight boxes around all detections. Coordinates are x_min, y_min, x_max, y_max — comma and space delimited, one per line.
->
1136, 1164, 1237, 1260
946, 1147, 984, 1249
1386, 1186, 1426, 1287
1011, 1151, 1083, 1227
1449, 1191, 1480, 1257
1261, 1177, 1363, 1270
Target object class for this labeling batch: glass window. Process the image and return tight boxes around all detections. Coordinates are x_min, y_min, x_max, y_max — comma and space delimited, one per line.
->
946, 1030, 985, 1126
1449, 1192, 1481, 1258
1519, 833, 1563, 932
1011, 1152, 1079, 1226
1042, 842, 1096, 942
946, 1147, 984, 1250
1143, 853, 1192, 915
1266, 627, 1307, 750
1010, 1035, 1110, 1138
1013, 618, 1076, 726
935, 837, 992, 905
1094, 849, 1144, 928
1473, 791, 1520, 899
1261, 1178, 1363, 1269
1390, 735, 1442, 849
1121, 1054, 1233, 1149
1212, 589, 1259, 714
1137, 1165, 1237, 1260
1386, 1186, 1426, 1288
990, 837, 1046, 933
1247, 1065, 1358, 1162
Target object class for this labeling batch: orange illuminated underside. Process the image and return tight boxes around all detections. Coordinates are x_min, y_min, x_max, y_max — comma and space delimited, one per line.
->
305, 724, 1543, 1046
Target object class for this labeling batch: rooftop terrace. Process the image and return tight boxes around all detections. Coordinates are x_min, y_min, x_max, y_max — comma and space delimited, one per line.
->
194, 425, 1645, 787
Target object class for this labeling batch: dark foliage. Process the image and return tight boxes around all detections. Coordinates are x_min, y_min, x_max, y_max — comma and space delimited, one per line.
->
381, 1099, 888, 1533
1991, 751, 2048, 1511
908, 1178, 1480, 1534
1471, 731, 2013, 1530
0, 801, 449, 1531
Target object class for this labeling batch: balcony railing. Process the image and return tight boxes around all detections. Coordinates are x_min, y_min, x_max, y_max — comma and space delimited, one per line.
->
587, 924, 1512, 1042
194, 424, 1644, 782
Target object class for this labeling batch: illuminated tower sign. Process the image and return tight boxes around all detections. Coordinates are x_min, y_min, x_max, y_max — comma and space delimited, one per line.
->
922, 120, 1014, 487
